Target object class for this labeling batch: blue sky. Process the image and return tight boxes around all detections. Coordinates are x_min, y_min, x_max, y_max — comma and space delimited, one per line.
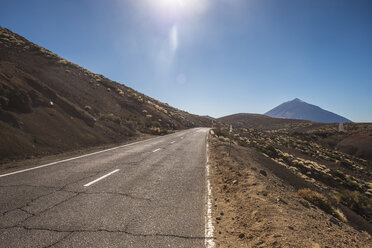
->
1, 0, 371, 122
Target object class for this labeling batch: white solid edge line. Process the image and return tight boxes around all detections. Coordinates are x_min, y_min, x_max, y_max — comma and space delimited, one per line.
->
152, 148, 161, 153
205, 134, 215, 248
83, 169, 120, 187
0, 132, 176, 178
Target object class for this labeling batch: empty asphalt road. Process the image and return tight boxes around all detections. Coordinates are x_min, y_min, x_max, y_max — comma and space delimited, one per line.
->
0, 128, 212, 247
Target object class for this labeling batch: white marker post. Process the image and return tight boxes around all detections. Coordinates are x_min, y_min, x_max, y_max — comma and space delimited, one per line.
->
228, 124, 232, 156
338, 123, 344, 132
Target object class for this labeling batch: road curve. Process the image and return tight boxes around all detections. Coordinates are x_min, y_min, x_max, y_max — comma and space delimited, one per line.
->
0, 128, 211, 247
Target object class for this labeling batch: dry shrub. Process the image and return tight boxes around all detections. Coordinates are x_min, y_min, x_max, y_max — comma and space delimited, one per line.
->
298, 188, 347, 222
334, 208, 348, 223
214, 128, 229, 138
84, 105, 92, 111
336, 190, 372, 222
265, 145, 279, 158
298, 188, 334, 214
99, 113, 122, 124
143, 126, 167, 135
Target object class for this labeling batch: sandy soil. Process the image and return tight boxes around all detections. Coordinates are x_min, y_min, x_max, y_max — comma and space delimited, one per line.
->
208, 136, 372, 248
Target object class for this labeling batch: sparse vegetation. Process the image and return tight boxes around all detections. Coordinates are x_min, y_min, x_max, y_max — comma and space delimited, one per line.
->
298, 188, 335, 215
336, 190, 372, 221
212, 117, 372, 233
297, 188, 348, 222
208, 134, 371, 247
263, 145, 279, 158
98, 113, 122, 124
213, 127, 230, 137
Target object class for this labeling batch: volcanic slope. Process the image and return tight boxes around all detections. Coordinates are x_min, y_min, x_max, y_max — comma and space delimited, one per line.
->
265, 98, 352, 123
0, 27, 211, 163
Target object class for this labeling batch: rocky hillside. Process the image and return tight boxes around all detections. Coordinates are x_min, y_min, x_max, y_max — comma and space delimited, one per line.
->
0, 27, 211, 163
265, 98, 352, 123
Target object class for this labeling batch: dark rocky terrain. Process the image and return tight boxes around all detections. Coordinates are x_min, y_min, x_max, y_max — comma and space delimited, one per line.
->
265, 98, 352, 123
0, 27, 211, 164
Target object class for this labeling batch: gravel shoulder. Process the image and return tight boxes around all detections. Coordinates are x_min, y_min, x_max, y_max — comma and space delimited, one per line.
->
208, 135, 372, 247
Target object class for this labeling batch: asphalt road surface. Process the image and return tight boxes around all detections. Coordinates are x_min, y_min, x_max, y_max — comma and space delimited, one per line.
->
0, 128, 211, 247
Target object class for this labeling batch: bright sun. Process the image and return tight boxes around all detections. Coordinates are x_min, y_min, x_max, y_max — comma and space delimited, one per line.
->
152, 0, 207, 16
158, 0, 185, 9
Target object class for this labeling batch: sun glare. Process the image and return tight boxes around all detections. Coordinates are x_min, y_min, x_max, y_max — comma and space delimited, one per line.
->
158, 0, 185, 9
150, 0, 208, 16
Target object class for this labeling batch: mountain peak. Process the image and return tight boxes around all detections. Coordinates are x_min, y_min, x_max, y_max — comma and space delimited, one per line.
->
292, 98, 304, 102
265, 99, 352, 123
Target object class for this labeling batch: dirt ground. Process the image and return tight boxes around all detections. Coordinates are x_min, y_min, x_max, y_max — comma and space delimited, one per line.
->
208, 136, 372, 248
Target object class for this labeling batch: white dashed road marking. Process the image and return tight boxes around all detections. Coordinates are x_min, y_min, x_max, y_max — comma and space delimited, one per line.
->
0, 135, 166, 178
84, 169, 120, 187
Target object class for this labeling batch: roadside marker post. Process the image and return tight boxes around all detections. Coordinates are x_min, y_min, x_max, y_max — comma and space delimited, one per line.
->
338, 123, 344, 132
229, 124, 232, 156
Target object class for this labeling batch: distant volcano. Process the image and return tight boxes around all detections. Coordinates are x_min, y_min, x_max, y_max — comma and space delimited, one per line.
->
265, 98, 352, 123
